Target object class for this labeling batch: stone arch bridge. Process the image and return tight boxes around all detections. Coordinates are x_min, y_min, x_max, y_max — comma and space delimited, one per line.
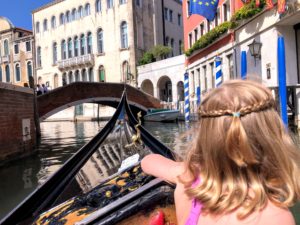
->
37, 82, 161, 120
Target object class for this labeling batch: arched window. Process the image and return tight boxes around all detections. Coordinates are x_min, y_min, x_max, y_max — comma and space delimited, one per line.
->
37, 46, 42, 67
51, 16, 56, 28
61, 40, 67, 59
96, 0, 101, 12
165, 36, 169, 46
0, 67, 2, 82
4, 39, 9, 55
82, 69, 87, 81
97, 28, 104, 53
68, 38, 73, 58
74, 36, 79, 57
120, 0, 127, 4
80, 34, 85, 55
88, 68, 93, 81
68, 71, 73, 83
53, 42, 57, 63
85, 3, 91, 16
122, 61, 129, 81
43, 19, 48, 31
107, 0, 114, 8
59, 13, 65, 25
78, 6, 84, 18
66, 11, 71, 23
36, 22, 40, 33
120, 21, 128, 48
15, 64, 21, 82
71, 9, 76, 21
27, 61, 32, 80
87, 32, 92, 54
99, 65, 105, 82
75, 70, 80, 81
5, 65, 10, 82
62, 73, 67, 86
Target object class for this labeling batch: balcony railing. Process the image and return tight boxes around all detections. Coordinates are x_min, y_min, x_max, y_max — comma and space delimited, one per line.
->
1, 55, 10, 63
58, 54, 95, 70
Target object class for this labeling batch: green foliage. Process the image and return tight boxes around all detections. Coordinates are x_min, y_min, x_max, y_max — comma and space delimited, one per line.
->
185, 0, 266, 57
139, 45, 172, 65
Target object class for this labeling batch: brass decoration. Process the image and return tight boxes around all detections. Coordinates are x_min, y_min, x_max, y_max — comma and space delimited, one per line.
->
125, 111, 143, 149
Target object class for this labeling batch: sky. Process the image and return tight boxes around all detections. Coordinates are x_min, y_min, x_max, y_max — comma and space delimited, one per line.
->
0, 0, 53, 30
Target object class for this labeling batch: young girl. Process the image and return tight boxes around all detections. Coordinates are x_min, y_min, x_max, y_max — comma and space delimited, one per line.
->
141, 80, 300, 225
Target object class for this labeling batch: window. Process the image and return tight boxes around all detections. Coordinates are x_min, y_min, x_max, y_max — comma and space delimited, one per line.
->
189, 33, 192, 48
97, 29, 104, 53
82, 69, 87, 81
99, 65, 105, 82
207, 19, 210, 32
37, 46, 42, 67
26, 41, 31, 52
59, 13, 65, 25
87, 32, 92, 54
179, 40, 182, 55
36, 22, 40, 33
194, 28, 198, 42
120, 21, 128, 48
14, 44, 19, 54
107, 0, 114, 8
171, 38, 174, 56
43, 19, 48, 31
85, 3, 91, 16
68, 38, 72, 58
165, 36, 169, 46
120, 0, 127, 4
51, 16, 56, 28
178, 14, 182, 26
74, 36, 79, 56
71, 9, 76, 21
200, 23, 205, 36
27, 61, 32, 79
15, 64, 21, 82
54, 74, 59, 88
62, 73, 67, 86
66, 11, 71, 23
122, 61, 129, 81
203, 66, 207, 91
215, 8, 220, 27
80, 34, 85, 55
61, 40, 67, 59
68, 72, 73, 83
164, 8, 168, 20
5, 65, 10, 82
136, 0, 141, 7
78, 6, 84, 18
4, 40, 9, 55
75, 70, 80, 81
223, 4, 228, 22
0, 67, 2, 82
227, 54, 234, 79
88, 68, 93, 81
96, 0, 101, 12
169, 10, 173, 22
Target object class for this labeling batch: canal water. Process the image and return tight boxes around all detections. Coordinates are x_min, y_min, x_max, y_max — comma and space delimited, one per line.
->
0, 121, 191, 220
0, 121, 299, 223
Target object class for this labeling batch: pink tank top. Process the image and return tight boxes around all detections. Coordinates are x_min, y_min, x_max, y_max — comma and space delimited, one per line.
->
185, 178, 202, 225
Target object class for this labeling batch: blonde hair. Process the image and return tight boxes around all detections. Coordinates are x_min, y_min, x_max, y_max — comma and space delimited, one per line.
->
184, 79, 300, 219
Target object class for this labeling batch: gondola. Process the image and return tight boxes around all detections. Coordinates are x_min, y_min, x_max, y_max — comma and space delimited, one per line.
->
0, 91, 177, 225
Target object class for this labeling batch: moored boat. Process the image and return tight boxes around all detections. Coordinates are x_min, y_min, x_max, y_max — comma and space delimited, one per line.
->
144, 109, 180, 122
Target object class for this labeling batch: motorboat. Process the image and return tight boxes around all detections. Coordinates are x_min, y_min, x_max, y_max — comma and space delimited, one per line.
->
144, 108, 180, 122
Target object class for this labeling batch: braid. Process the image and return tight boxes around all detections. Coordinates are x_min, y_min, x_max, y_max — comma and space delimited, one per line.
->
199, 98, 276, 118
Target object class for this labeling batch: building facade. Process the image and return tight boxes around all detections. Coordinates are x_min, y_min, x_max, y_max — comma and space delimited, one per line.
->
32, 0, 183, 90
0, 17, 34, 87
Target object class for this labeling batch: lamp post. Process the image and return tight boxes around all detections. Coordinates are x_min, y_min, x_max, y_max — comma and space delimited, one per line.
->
248, 39, 262, 66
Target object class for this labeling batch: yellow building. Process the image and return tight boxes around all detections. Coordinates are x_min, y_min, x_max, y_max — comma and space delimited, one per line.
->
0, 17, 34, 87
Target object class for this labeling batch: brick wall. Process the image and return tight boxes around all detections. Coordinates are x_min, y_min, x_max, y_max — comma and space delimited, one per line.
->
0, 83, 36, 162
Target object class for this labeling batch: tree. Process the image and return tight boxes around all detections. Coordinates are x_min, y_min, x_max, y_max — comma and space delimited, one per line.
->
139, 45, 172, 65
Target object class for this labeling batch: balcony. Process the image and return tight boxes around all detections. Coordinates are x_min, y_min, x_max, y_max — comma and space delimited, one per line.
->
1, 55, 10, 64
58, 54, 95, 70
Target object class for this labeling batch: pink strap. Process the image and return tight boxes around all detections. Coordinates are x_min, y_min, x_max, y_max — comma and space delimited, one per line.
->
185, 178, 202, 225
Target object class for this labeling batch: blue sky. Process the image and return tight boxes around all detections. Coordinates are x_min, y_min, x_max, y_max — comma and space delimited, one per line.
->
0, 0, 52, 30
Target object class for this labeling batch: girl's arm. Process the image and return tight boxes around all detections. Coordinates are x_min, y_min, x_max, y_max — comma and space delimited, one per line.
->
141, 154, 184, 184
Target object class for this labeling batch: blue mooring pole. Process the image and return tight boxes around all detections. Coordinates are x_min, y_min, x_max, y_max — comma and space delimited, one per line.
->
278, 36, 288, 126
241, 51, 247, 80
215, 56, 222, 87
184, 72, 190, 122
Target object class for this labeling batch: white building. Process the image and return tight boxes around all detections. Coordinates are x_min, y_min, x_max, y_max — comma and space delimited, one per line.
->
32, 0, 183, 89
